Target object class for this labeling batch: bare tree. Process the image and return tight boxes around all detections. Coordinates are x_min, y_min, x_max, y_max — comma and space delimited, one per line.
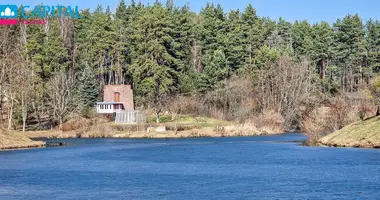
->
152, 94, 169, 123
369, 76, 380, 116
256, 56, 317, 129
17, 65, 35, 131
0, 26, 23, 130
46, 70, 79, 127
167, 95, 185, 121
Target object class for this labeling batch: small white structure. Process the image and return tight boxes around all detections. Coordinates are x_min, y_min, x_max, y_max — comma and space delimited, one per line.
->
96, 102, 124, 114
115, 110, 146, 124
155, 126, 166, 132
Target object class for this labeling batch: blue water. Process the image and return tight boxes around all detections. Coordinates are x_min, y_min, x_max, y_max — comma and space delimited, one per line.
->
1, 134, 380, 199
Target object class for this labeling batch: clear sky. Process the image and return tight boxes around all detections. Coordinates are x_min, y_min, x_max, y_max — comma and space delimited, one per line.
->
7, 0, 380, 24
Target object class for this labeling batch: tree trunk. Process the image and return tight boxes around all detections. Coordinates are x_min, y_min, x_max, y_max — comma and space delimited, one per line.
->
59, 116, 63, 130
318, 59, 327, 79
22, 115, 27, 132
155, 112, 160, 123
22, 95, 26, 132
7, 95, 13, 130
321, 59, 326, 79
32, 102, 41, 128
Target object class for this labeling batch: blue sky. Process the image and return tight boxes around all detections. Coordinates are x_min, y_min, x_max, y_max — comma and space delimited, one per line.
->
6, 0, 380, 24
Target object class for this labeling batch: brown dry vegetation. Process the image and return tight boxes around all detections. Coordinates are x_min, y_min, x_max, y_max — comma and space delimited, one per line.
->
25, 115, 280, 139
155, 57, 316, 134
301, 92, 377, 145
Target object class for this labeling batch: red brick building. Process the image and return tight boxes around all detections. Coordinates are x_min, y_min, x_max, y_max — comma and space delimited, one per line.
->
96, 85, 134, 114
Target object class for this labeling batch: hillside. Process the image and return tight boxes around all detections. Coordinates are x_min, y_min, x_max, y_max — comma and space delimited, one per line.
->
0, 129, 45, 150
319, 116, 380, 148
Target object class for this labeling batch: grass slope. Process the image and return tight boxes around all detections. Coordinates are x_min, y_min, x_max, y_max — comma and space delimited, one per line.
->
319, 116, 380, 148
0, 129, 45, 150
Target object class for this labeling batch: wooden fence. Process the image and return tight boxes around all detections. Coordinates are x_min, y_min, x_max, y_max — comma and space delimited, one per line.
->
114, 110, 146, 124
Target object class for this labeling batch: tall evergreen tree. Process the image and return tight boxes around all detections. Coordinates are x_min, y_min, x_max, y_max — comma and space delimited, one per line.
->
241, 4, 265, 68
333, 14, 366, 91
199, 3, 228, 67
197, 49, 229, 93
292, 20, 313, 59
131, 3, 179, 105
366, 19, 380, 75
311, 21, 333, 80
77, 65, 100, 110
225, 9, 245, 71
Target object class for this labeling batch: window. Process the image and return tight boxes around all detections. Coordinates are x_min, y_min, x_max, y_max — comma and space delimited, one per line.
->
114, 92, 120, 102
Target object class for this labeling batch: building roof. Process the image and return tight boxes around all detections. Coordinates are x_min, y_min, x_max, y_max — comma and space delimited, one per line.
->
96, 102, 124, 105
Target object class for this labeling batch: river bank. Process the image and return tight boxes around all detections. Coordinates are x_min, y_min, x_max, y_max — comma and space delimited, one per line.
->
0, 129, 45, 150
23, 115, 283, 140
318, 116, 380, 148
1, 116, 284, 150
26, 123, 281, 139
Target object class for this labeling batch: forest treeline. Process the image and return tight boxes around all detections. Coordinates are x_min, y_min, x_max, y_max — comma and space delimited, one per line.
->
1, 0, 380, 136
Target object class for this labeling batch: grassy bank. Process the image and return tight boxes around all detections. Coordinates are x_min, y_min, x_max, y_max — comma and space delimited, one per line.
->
319, 116, 380, 148
26, 115, 282, 139
0, 129, 45, 150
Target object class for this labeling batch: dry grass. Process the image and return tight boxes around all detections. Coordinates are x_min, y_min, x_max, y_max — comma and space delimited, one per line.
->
0, 128, 45, 150
24, 115, 282, 139
26, 130, 62, 138
301, 96, 366, 144
26, 123, 277, 139
251, 110, 285, 134
319, 116, 380, 148
113, 125, 277, 139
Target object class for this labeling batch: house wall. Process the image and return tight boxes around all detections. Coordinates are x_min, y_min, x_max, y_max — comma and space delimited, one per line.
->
103, 85, 134, 110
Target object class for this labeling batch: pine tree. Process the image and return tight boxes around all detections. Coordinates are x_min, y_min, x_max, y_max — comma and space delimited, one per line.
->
241, 4, 265, 68
366, 19, 380, 75
167, 3, 198, 93
332, 14, 366, 91
131, 3, 179, 105
225, 9, 245, 71
77, 65, 100, 109
197, 50, 229, 93
310, 21, 333, 79
199, 3, 228, 67
254, 45, 280, 70
292, 20, 313, 59
277, 17, 293, 52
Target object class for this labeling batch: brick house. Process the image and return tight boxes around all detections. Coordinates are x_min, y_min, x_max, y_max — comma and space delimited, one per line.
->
96, 85, 134, 114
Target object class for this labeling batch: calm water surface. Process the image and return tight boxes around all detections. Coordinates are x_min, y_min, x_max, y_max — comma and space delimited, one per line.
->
1, 134, 380, 199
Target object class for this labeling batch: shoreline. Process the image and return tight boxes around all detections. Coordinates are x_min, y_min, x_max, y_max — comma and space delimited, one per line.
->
316, 142, 380, 149
26, 122, 285, 140
1, 119, 287, 151
1, 129, 285, 151
28, 130, 282, 140
303, 140, 380, 149
314, 116, 380, 149
0, 141, 46, 151
0, 144, 45, 151
0, 128, 46, 151
0, 133, 280, 151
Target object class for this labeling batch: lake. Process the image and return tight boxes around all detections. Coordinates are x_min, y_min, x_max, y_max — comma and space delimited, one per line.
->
1, 134, 380, 199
